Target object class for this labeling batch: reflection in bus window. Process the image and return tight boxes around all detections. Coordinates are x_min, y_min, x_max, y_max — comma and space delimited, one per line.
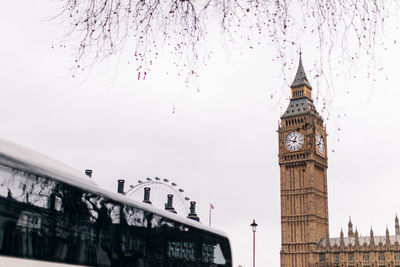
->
202, 243, 228, 265
0, 160, 232, 266
202, 243, 214, 262
187, 242, 194, 261
167, 241, 195, 260
182, 242, 187, 258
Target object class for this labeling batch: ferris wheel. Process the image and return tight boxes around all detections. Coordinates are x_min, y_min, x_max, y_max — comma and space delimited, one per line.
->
122, 177, 192, 217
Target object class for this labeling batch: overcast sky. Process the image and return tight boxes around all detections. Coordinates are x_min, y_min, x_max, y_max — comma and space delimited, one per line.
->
2, 1, 400, 266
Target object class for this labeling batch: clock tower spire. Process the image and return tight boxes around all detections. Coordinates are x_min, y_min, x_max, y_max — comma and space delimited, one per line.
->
289, 52, 313, 101
279, 55, 329, 267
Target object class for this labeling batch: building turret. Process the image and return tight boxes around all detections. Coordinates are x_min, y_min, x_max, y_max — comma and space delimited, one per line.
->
348, 217, 354, 237
395, 214, 400, 235
370, 227, 375, 247
340, 229, 345, 248
386, 226, 391, 247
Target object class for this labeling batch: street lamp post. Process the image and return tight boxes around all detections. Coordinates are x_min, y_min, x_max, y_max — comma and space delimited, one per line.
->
250, 219, 258, 267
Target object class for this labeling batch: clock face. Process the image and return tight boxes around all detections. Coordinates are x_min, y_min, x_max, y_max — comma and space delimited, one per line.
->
285, 131, 304, 151
316, 133, 325, 153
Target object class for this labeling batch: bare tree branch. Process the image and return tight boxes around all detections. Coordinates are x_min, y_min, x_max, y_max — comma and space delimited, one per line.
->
54, 0, 393, 89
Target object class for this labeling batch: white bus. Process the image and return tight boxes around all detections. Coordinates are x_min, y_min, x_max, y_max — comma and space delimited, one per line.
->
0, 139, 232, 266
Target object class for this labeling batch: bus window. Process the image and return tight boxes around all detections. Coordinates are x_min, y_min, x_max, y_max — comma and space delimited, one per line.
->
202, 243, 208, 262
181, 241, 187, 258
0, 166, 57, 210
187, 242, 194, 261
0, 160, 232, 266
214, 243, 227, 265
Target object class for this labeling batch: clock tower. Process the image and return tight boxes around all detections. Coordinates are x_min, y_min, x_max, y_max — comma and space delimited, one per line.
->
278, 54, 329, 267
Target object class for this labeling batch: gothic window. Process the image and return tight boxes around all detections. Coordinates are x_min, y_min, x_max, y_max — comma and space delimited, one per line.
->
334, 254, 339, 263
395, 252, 400, 261
363, 253, 370, 261
348, 253, 354, 261
319, 253, 325, 262
379, 253, 385, 261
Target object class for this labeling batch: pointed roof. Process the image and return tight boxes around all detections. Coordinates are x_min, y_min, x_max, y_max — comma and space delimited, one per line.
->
348, 216, 353, 227
291, 53, 312, 89
281, 52, 322, 120
280, 97, 321, 119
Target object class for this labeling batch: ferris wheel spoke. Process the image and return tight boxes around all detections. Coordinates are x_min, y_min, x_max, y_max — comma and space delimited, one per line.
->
124, 178, 191, 216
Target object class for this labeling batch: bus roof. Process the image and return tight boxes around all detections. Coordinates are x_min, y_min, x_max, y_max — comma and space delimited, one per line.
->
0, 138, 229, 239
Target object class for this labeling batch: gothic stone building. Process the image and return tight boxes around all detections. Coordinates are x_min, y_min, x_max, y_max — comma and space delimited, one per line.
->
279, 55, 400, 267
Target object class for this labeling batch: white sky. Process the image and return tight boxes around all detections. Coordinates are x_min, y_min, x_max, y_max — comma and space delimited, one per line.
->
2, 1, 400, 267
